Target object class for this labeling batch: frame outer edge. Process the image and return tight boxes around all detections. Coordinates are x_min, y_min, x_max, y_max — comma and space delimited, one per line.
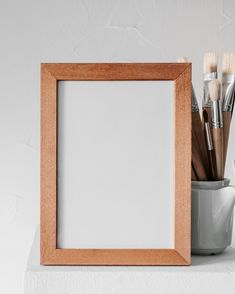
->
40, 63, 192, 265
174, 64, 192, 265
40, 64, 57, 264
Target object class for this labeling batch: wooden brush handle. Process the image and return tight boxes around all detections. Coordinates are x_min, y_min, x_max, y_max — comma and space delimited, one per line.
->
207, 150, 217, 180
222, 112, 231, 171
192, 130, 208, 180
192, 111, 210, 180
211, 128, 224, 180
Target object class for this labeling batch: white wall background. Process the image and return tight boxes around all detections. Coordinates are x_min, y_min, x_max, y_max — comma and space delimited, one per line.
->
1, 0, 235, 293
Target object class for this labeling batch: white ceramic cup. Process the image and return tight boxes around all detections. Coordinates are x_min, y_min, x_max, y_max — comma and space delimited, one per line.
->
192, 179, 235, 255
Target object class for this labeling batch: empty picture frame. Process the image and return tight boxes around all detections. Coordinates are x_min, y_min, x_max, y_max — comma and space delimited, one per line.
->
41, 63, 191, 265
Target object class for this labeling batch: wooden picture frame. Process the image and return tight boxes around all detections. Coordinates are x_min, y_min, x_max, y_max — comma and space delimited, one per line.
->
41, 63, 191, 265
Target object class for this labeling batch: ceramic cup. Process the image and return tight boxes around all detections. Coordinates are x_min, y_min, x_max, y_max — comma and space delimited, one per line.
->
192, 179, 235, 255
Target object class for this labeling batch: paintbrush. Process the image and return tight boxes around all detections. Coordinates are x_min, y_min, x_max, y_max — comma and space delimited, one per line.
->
178, 57, 210, 180
222, 53, 235, 170
209, 79, 224, 180
203, 110, 216, 179
203, 52, 219, 123
191, 130, 208, 180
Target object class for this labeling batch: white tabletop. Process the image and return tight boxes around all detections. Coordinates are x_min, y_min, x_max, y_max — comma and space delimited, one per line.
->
24, 227, 235, 294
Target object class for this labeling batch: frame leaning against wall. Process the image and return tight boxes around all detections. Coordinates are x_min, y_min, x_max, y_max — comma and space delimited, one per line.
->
41, 63, 191, 265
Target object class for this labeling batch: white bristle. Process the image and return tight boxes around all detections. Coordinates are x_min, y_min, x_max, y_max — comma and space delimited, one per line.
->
222, 53, 235, 75
177, 57, 188, 63
208, 79, 221, 101
203, 52, 218, 73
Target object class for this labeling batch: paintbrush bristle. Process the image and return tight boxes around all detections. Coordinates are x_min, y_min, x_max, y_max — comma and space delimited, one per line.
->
222, 53, 235, 75
177, 57, 188, 63
208, 79, 221, 101
203, 52, 218, 74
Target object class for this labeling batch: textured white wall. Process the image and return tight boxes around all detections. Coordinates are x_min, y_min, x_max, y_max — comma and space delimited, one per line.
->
1, 0, 235, 293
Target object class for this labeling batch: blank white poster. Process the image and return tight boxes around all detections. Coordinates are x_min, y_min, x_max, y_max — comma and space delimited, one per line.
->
57, 81, 174, 249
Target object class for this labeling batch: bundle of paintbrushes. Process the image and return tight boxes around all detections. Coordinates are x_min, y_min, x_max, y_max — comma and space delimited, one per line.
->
179, 53, 235, 181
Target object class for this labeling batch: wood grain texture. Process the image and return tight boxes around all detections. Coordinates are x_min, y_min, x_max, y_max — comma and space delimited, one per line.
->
42, 63, 189, 81
42, 249, 189, 266
40, 65, 57, 263
174, 66, 191, 265
41, 63, 191, 265
222, 111, 231, 171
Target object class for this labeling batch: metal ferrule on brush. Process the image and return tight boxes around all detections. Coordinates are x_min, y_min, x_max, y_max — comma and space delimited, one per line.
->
211, 101, 223, 128
203, 72, 218, 108
192, 87, 199, 112
205, 122, 213, 150
222, 74, 235, 112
